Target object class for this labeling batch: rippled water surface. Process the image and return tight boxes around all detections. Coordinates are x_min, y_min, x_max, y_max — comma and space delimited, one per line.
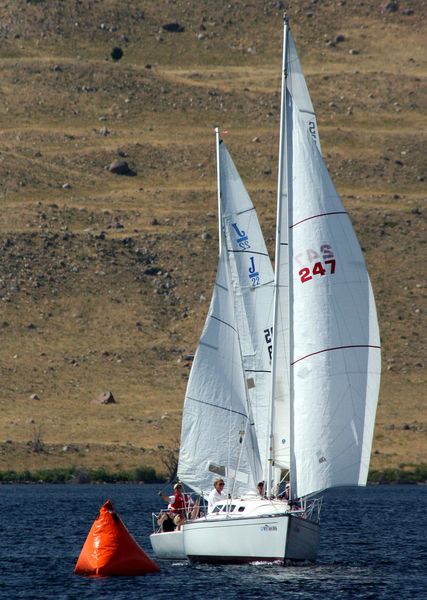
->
1, 484, 426, 599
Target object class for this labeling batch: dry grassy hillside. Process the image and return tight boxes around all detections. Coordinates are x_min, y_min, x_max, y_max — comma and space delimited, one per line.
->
0, 0, 425, 478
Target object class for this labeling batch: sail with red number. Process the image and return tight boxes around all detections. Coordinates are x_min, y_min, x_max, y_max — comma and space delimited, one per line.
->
271, 87, 381, 499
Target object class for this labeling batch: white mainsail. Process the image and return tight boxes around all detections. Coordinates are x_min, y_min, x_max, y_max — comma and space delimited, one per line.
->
218, 140, 275, 477
178, 229, 263, 497
272, 20, 381, 499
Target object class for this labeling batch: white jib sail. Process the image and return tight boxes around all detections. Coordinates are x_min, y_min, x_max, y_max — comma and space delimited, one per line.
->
218, 140, 275, 479
288, 101, 381, 499
177, 236, 263, 497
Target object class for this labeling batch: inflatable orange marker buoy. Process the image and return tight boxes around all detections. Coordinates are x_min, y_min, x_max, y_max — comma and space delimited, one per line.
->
74, 499, 160, 577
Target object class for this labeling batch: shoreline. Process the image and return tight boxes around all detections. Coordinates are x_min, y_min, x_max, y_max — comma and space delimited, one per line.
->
0, 466, 164, 485
1, 464, 426, 485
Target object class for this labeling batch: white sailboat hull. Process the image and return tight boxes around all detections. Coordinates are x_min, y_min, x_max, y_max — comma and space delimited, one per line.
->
183, 513, 320, 564
149, 530, 186, 560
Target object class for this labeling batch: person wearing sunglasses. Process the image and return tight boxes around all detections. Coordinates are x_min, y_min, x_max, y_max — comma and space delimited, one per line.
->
207, 478, 226, 513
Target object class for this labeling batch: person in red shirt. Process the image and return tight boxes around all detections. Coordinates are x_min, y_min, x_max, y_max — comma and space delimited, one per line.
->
170, 483, 186, 528
159, 482, 193, 530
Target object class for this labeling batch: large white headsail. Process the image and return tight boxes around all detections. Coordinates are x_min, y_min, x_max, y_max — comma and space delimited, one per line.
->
273, 19, 380, 498
289, 102, 381, 498
271, 23, 326, 479
218, 140, 275, 478
177, 238, 263, 497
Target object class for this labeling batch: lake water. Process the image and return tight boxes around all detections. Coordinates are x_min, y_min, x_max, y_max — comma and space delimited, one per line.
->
1, 483, 425, 599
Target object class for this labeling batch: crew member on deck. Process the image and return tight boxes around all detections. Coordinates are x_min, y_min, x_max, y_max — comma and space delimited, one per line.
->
159, 482, 192, 529
207, 478, 226, 513
257, 481, 265, 497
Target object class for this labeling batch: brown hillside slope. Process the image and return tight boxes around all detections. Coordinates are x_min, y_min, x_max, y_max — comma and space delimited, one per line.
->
0, 1, 425, 477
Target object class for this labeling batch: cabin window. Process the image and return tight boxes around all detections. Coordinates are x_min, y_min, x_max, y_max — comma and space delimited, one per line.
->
213, 505, 223, 513
238, 506, 245, 512
229, 505, 236, 512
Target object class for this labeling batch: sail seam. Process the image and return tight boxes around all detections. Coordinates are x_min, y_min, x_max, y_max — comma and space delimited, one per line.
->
227, 250, 270, 257
215, 282, 228, 292
209, 314, 238, 334
185, 395, 249, 419
291, 211, 347, 228
236, 280, 274, 289
235, 207, 255, 216
199, 341, 218, 352
298, 108, 316, 116
292, 344, 381, 365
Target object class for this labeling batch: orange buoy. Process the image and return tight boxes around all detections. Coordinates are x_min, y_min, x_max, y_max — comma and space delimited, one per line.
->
74, 499, 160, 577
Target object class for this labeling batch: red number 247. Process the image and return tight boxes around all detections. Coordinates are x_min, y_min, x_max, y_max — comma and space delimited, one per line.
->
299, 259, 336, 283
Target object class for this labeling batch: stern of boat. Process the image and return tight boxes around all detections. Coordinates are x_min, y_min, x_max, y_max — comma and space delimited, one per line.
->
149, 530, 186, 560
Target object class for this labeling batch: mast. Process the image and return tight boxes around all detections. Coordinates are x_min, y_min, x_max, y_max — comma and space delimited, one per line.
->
267, 15, 290, 498
285, 16, 296, 502
215, 126, 222, 255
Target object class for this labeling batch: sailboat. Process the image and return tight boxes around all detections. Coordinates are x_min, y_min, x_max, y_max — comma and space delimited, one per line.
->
150, 130, 276, 560
151, 15, 381, 564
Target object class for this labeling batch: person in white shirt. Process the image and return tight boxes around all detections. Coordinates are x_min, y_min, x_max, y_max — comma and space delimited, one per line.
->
207, 478, 226, 513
